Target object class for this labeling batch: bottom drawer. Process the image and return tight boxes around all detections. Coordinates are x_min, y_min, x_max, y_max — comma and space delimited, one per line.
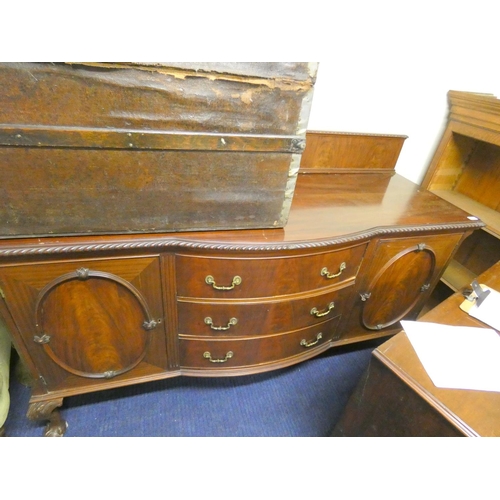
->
179, 315, 341, 371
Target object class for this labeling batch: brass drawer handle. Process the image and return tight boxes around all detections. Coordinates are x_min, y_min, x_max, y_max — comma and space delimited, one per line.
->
300, 332, 323, 348
203, 351, 234, 363
321, 262, 346, 279
204, 317, 238, 331
310, 302, 335, 318
205, 275, 242, 291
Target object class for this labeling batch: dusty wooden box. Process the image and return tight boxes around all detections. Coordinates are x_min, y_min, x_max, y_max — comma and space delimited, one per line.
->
0, 62, 317, 238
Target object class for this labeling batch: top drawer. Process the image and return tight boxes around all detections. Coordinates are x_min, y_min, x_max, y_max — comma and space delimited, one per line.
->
175, 243, 367, 299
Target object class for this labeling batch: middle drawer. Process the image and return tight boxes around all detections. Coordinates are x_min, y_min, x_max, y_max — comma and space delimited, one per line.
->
177, 287, 348, 337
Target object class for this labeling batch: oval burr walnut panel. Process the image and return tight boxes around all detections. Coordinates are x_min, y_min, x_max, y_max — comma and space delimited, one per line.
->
35, 269, 156, 379
357, 233, 465, 332
0, 256, 168, 389
361, 244, 436, 330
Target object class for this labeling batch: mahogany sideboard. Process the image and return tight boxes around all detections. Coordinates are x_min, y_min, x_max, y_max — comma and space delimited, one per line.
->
0, 156, 483, 436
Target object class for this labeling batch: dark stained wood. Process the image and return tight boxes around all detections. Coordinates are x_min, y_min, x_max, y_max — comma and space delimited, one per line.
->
333, 260, 500, 437
452, 230, 500, 278
179, 316, 341, 373
175, 242, 366, 299
40, 278, 149, 376
0, 257, 169, 391
419, 259, 500, 327
332, 355, 464, 437
0, 62, 317, 236
341, 233, 466, 341
454, 141, 500, 211
361, 243, 436, 329
177, 286, 350, 337
26, 398, 67, 437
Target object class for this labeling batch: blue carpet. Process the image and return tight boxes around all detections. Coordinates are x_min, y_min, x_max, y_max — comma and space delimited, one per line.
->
4, 340, 383, 437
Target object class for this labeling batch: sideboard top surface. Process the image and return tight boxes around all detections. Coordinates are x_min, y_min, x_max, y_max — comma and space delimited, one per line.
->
0, 172, 483, 256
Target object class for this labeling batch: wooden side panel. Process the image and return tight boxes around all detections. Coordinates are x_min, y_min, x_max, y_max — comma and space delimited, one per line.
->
454, 140, 500, 211
421, 129, 477, 191
332, 356, 463, 437
422, 91, 500, 192
453, 230, 500, 277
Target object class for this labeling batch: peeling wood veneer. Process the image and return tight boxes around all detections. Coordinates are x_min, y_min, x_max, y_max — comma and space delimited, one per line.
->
0, 62, 317, 237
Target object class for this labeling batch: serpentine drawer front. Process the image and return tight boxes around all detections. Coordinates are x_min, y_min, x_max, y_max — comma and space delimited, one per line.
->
175, 243, 367, 299
175, 245, 364, 370
177, 287, 346, 337
179, 316, 341, 372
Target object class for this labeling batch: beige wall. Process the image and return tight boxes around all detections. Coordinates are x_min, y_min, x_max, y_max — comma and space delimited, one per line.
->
305, 2, 500, 184
10, 2, 500, 187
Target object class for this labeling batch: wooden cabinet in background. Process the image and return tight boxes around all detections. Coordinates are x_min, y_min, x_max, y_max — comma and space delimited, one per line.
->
0, 132, 483, 436
421, 91, 500, 295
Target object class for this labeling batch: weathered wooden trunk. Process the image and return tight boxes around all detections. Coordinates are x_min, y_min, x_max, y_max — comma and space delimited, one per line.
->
0, 62, 317, 237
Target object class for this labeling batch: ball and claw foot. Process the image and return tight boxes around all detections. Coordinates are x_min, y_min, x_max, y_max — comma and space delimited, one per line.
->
27, 399, 68, 437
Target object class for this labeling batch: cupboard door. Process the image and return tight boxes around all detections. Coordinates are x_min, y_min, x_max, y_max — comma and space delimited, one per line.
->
0, 257, 168, 390
358, 234, 463, 331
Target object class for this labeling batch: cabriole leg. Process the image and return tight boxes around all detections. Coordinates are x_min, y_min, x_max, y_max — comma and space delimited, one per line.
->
27, 399, 67, 437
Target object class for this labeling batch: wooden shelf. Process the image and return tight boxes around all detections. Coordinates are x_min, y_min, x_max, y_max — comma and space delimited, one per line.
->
441, 259, 477, 292
421, 91, 500, 310
431, 189, 500, 239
